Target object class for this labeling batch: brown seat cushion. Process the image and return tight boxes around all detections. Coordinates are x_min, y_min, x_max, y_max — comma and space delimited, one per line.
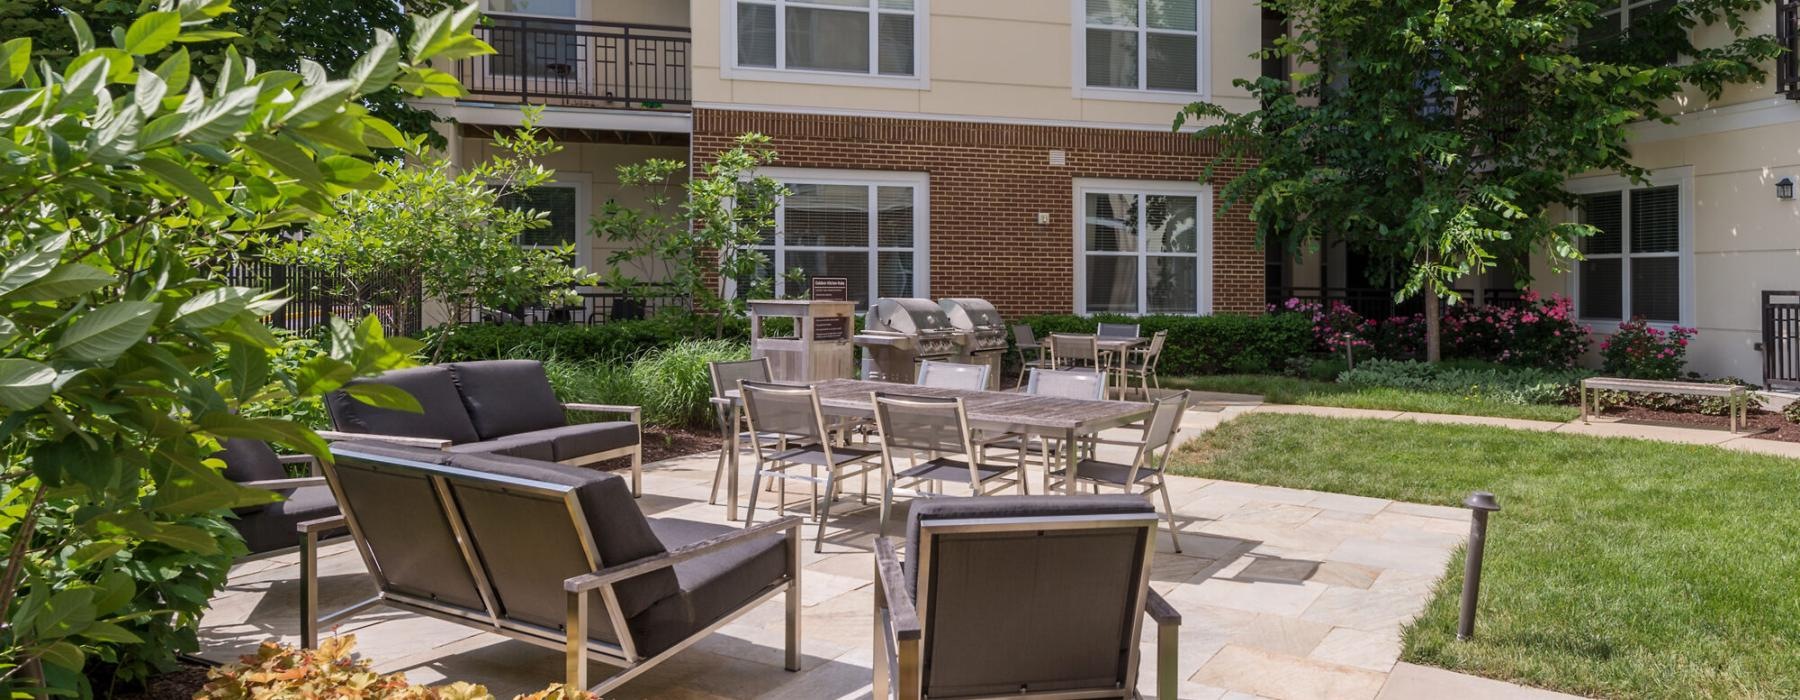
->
231, 485, 342, 554
326, 366, 481, 444
446, 360, 568, 440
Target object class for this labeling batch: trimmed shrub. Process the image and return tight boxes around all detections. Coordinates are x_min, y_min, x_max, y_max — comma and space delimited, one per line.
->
1599, 317, 1695, 379
428, 312, 750, 364
1016, 313, 1314, 376
1339, 359, 1594, 405
1783, 400, 1800, 424
1443, 292, 1589, 368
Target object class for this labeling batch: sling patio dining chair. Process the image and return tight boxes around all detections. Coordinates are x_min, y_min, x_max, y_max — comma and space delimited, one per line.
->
1049, 390, 1192, 552
1012, 324, 1056, 387
707, 358, 784, 506
871, 392, 1026, 536
977, 368, 1108, 490
1048, 333, 1108, 373
1120, 330, 1169, 400
1096, 322, 1141, 340
739, 380, 884, 552
873, 495, 1181, 700
915, 359, 990, 390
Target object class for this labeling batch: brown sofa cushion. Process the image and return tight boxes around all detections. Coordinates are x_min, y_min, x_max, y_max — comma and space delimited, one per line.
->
446, 360, 567, 440
326, 366, 481, 444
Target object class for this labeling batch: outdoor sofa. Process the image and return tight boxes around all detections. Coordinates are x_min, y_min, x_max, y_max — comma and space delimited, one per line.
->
875, 495, 1181, 700
320, 360, 645, 495
299, 441, 803, 695
216, 438, 340, 554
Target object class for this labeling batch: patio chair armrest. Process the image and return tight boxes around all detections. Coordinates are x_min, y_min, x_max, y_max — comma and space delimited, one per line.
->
1083, 437, 1146, 448
565, 516, 804, 593
873, 537, 921, 641
278, 453, 322, 476
296, 514, 347, 535
1145, 590, 1180, 627
563, 403, 642, 423
241, 477, 329, 490
315, 430, 453, 450
1145, 590, 1180, 700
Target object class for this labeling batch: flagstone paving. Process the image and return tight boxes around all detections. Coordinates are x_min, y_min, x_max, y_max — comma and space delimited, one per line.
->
198, 403, 1583, 699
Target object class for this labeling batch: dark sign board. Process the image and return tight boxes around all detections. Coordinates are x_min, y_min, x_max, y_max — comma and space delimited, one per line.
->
810, 277, 850, 301
813, 316, 849, 341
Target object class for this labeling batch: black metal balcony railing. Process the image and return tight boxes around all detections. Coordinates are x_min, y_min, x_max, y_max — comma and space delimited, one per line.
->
1269, 287, 1525, 319
457, 14, 691, 110
1779, 0, 1800, 99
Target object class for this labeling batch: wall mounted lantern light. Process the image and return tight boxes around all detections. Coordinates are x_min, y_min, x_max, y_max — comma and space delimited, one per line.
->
1778, 176, 1795, 201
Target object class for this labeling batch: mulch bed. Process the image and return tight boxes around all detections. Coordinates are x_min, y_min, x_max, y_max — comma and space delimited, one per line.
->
95, 662, 213, 700
590, 424, 719, 471
1594, 405, 1800, 443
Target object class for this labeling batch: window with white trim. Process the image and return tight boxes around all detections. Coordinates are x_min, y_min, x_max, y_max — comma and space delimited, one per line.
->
1576, 185, 1683, 323
741, 172, 928, 310
1580, 0, 1675, 46
1080, 0, 1203, 96
734, 0, 919, 78
498, 183, 586, 268
1077, 181, 1210, 315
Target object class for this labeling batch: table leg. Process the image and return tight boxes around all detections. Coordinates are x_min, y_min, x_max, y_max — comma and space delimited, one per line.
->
1062, 428, 1079, 495
728, 402, 742, 522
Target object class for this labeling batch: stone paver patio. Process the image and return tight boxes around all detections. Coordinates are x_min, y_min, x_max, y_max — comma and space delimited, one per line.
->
198, 404, 1576, 699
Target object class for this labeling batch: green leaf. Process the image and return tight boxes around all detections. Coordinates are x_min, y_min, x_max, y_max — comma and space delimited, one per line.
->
145, 462, 271, 515
55, 301, 161, 364
0, 316, 16, 348
278, 79, 353, 126
245, 136, 324, 187
144, 522, 219, 554
392, 67, 466, 98
175, 85, 259, 143
0, 232, 69, 296
195, 412, 330, 461
0, 358, 56, 410
137, 155, 223, 208
318, 155, 374, 185
347, 30, 400, 94
122, 11, 181, 55
78, 620, 142, 644
174, 287, 250, 329
4, 263, 114, 302
340, 382, 422, 412
0, 38, 29, 88
93, 571, 134, 614
66, 12, 95, 54
38, 642, 84, 671
134, 68, 167, 116
34, 588, 96, 637
67, 542, 124, 569
173, 29, 242, 43
153, 48, 191, 88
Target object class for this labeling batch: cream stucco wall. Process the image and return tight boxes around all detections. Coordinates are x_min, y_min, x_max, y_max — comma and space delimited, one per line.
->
688, 0, 1262, 126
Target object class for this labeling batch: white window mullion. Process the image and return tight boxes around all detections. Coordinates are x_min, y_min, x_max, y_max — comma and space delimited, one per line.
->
866, 186, 880, 305
773, 197, 787, 298
1137, 0, 1150, 91
1620, 188, 1633, 320
1135, 195, 1149, 314
773, 1, 786, 71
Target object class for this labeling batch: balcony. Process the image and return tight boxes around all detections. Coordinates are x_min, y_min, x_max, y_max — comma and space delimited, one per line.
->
456, 14, 691, 111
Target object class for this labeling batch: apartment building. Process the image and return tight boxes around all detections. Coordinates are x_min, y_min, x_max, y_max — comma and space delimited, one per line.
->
427, 0, 1266, 320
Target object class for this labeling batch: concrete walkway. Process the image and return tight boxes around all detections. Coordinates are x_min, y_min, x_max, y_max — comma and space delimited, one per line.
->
1198, 392, 1800, 461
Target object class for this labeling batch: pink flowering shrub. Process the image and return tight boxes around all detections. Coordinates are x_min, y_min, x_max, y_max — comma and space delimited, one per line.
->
1271, 291, 1590, 368
1443, 292, 1590, 368
1599, 318, 1695, 379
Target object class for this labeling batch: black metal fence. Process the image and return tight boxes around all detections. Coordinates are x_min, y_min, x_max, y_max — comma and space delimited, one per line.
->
501, 289, 691, 325
225, 260, 423, 336
456, 15, 692, 110
1763, 290, 1800, 390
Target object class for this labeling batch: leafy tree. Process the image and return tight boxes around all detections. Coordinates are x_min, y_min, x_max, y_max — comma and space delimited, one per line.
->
1182, 0, 1782, 361
594, 133, 790, 336
0, 1, 489, 693
0, 0, 461, 140
271, 109, 598, 361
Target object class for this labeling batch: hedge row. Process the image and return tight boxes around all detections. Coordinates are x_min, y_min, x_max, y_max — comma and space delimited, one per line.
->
1015, 313, 1313, 376
428, 312, 750, 363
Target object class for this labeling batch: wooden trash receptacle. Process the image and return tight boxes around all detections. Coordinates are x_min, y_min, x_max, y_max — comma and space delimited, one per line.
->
749, 300, 856, 382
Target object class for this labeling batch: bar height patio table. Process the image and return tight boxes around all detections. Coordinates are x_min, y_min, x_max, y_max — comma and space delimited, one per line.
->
718, 379, 1154, 521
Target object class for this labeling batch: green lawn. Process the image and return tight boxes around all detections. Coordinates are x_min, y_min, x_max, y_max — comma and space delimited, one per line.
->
1166, 374, 1582, 422
1174, 414, 1800, 699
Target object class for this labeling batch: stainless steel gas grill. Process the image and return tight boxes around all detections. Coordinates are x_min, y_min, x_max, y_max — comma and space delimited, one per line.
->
855, 298, 967, 383
939, 298, 1008, 389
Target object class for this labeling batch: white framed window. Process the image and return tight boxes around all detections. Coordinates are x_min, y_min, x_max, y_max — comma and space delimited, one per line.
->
733, 169, 929, 310
1580, 0, 1675, 46
497, 173, 592, 274
1073, 0, 1208, 103
723, 0, 929, 89
1074, 179, 1212, 315
1567, 167, 1693, 327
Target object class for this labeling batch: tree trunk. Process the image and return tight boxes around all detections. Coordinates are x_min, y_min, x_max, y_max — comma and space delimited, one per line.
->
1424, 292, 1442, 363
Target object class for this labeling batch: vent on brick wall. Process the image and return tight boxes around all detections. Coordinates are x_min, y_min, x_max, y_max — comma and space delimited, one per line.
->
1048, 149, 1067, 166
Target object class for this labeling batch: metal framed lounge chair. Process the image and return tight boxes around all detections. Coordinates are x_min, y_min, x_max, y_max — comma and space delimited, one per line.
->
216, 438, 340, 555
299, 442, 803, 696
739, 380, 884, 553
1050, 390, 1191, 552
873, 495, 1182, 700
872, 392, 1026, 536
915, 360, 990, 390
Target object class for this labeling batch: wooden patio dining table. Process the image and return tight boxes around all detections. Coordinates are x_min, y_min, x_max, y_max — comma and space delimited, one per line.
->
720, 378, 1155, 521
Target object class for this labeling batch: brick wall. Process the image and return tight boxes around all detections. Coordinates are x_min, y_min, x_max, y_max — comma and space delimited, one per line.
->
692, 108, 1264, 318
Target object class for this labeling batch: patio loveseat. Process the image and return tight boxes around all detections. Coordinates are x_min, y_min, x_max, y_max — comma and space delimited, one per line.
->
299, 441, 802, 696
320, 360, 644, 495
